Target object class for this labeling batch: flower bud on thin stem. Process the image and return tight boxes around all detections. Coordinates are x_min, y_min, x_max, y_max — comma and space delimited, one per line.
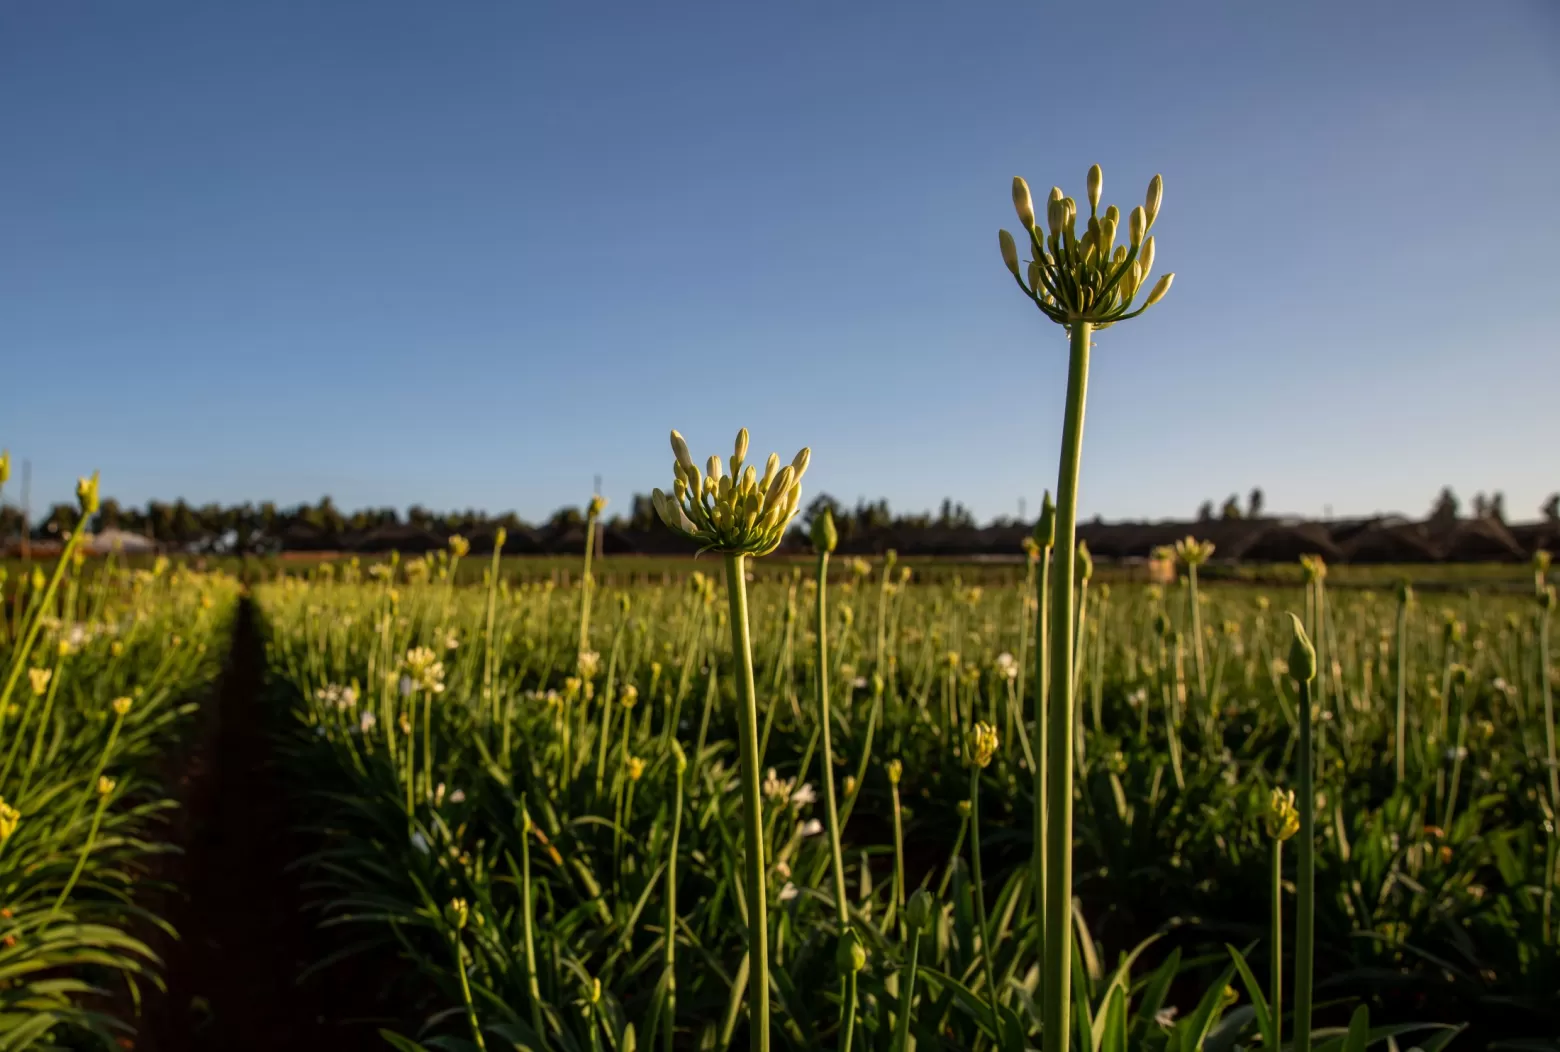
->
1012, 177, 1036, 230
999, 230, 1021, 278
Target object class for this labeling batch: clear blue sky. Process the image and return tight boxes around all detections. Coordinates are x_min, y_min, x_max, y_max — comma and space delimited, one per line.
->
3, 1, 1556, 524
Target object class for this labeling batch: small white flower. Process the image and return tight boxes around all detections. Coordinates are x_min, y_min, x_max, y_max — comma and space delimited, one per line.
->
763, 768, 795, 802
399, 676, 414, 698
449, 789, 466, 804
995, 652, 1018, 681
339, 686, 358, 709
791, 783, 817, 808
779, 882, 799, 902
1154, 1006, 1178, 1028
1446, 746, 1468, 762
800, 819, 823, 837
315, 725, 327, 737
852, 677, 868, 690
360, 711, 378, 733
410, 831, 431, 855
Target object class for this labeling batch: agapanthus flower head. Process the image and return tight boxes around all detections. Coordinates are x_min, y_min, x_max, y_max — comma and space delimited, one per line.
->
1264, 787, 1300, 841
76, 472, 101, 516
653, 429, 810, 557
403, 646, 446, 693
967, 722, 999, 769
1000, 166, 1172, 330
1174, 536, 1215, 567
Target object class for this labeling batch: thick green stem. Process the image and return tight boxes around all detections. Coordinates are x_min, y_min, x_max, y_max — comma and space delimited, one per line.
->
1295, 676, 1315, 1052
1042, 320, 1091, 1051
722, 553, 770, 1052
816, 552, 850, 927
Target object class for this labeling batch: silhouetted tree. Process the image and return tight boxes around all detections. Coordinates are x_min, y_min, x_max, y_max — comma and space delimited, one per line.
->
1221, 495, 1242, 520
1489, 491, 1507, 523
1543, 494, 1560, 523
1430, 487, 1459, 525
1248, 487, 1265, 518
1197, 500, 1214, 521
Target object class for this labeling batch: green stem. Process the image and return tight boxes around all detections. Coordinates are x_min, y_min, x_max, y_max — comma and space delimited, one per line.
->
664, 752, 684, 1052
1189, 564, 1206, 699
1295, 674, 1316, 1052
1042, 320, 1091, 1051
1395, 598, 1409, 785
891, 933, 923, 1052
454, 932, 488, 1051
519, 801, 547, 1044
51, 792, 109, 915
815, 551, 851, 927
969, 765, 1001, 1038
722, 552, 770, 1052
1032, 544, 1051, 997
840, 970, 859, 1052
1271, 837, 1283, 1051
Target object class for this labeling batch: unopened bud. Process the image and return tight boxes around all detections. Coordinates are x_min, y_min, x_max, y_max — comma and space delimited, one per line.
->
1077, 541, 1094, 582
905, 887, 936, 933
1086, 164, 1103, 213
811, 508, 838, 554
836, 926, 867, 973
1144, 273, 1174, 306
1128, 206, 1147, 246
1145, 174, 1163, 226
1287, 614, 1317, 683
670, 430, 695, 473
1011, 177, 1036, 230
1034, 491, 1056, 548
998, 230, 1020, 278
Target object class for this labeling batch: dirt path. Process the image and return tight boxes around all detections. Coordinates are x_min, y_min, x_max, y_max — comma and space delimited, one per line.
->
135, 598, 387, 1052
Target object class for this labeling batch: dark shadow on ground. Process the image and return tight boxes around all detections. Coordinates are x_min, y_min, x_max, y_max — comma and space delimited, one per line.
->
135, 598, 388, 1052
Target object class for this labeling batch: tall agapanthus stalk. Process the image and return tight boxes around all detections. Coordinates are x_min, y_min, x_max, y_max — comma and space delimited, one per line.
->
998, 163, 1173, 1052
653, 427, 810, 1052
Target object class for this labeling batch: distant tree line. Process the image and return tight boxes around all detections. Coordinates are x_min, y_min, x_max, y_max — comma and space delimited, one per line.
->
1, 485, 1556, 554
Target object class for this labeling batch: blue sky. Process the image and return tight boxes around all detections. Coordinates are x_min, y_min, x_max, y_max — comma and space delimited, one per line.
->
3, 1, 1556, 524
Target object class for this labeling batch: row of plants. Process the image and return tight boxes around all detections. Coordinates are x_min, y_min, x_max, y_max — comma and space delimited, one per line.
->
257, 525, 1555, 1050
254, 166, 1553, 1051
0, 463, 240, 1048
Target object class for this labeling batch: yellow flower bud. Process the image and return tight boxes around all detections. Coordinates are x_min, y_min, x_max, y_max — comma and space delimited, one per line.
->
28, 668, 51, 697
1011, 176, 1036, 229
998, 229, 1020, 278
1145, 173, 1163, 227
967, 722, 999, 768
1086, 164, 1103, 213
112, 696, 132, 717
1144, 272, 1174, 306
